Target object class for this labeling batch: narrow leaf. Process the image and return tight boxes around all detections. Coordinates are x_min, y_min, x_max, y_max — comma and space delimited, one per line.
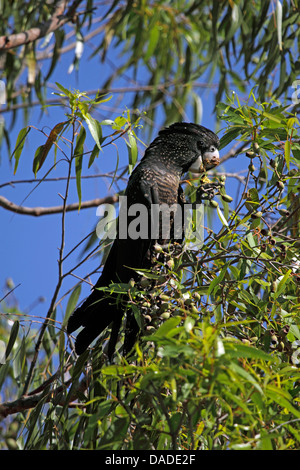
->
12, 127, 30, 174
144, 24, 160, 61
224, 341, 274, 361
63, 285, 81, 328
216, 205, 229, 227
32, 121, 66, 175
284, 139, 290, 170
32, 145, 45, 176
267, 386, 300, 418
84, 113, 102, 149
273, 269, 292, 299
88, 143, 100, 168
152, 317, 182, 338
208, 266, 228, 296
5, 321, 19, 359
74, 126, 86, 210
55, 81, 71, 97
127, 131, 138, 173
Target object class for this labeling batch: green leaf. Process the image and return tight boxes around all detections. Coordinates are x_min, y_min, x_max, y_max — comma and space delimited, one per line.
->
246, 187, 260, 209
32, 145, 44, 176
127, 130, 138, 173
5, 321, 19, 360
208, 265, 228, 296
266, 385, 300, 418
12, 127, 30, 174
224, 340, 274, 362
74, 126, 86, 210
83, 113, 102, 149
32, 121, 66, 175
132, 304, 144, 329
144, 24, 160, 61
273, 269, 292, 299
261, 151, 269, 181
98, 417, 130, 448
150, 316, 182, 339
284, 139, 291, 170
216, 204, 229, 227
55, 81, 72, 97
184, 316, 195, 333
218, 126, 244, 149
231, 442, 252, 450
62, 285, 81, 328
229, 362, 263, 394
45, 30, 64, 81
88, 143, 100, 168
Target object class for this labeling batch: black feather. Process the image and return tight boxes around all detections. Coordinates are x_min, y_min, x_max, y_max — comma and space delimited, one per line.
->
67, 122, 219, 358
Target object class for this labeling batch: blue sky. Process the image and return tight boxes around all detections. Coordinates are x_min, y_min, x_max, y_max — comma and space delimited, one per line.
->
0, 16, 258, 329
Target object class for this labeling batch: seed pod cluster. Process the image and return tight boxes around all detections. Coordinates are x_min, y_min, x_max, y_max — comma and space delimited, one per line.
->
140, 289, 175, 332
268, 327, 291, 355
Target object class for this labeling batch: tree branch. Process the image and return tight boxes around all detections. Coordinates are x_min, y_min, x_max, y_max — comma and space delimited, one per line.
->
0, 194, 118, 216
0, 0, 83, 50
0, 372, 89, 419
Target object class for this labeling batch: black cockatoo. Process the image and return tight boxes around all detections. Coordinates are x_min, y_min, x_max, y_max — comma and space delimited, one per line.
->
67, 122, 220, 358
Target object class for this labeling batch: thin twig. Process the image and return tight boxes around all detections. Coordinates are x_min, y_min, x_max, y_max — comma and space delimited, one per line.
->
0, 172, 127, 189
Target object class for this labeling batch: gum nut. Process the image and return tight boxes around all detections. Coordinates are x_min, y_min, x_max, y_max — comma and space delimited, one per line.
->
167, 259, 174, 269
271, 335, 278, 344
276, 181, 285, 190
153, 243, 163, 253
242, 339, 251, 345
279, 209, 290, 216
209, 200, 219, 208
191, 305, 199, 315
221, 194, 233, 202
160, 311, 171, 319
160, 294, 170, 301
251, 211, 263, 219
